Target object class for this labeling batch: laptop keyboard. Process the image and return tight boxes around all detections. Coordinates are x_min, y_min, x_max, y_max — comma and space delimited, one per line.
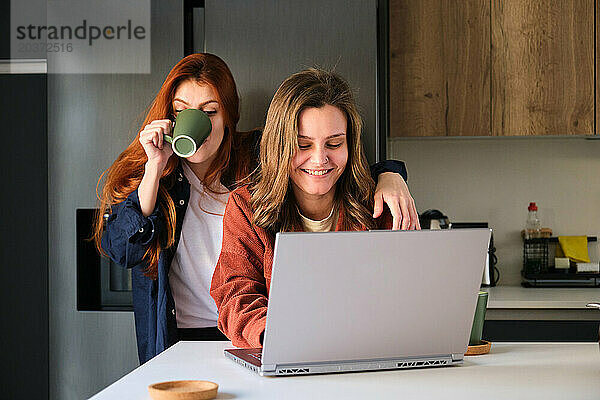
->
248, 352, 262, 361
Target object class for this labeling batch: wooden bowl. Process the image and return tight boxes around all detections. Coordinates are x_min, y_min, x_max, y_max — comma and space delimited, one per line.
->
148, 380, 218, 400
465, 340, 492, 356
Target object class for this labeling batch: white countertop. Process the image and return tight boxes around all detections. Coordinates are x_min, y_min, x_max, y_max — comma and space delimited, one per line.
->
90, 341, 600, 400
486, 285, 600, 309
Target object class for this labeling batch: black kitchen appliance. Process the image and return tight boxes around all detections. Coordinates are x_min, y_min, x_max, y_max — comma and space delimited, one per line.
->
419, 209, 450, 229
76, 208, 133, 311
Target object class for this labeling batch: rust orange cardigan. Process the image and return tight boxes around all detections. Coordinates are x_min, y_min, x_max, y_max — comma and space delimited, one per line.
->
210, 185, 392, 348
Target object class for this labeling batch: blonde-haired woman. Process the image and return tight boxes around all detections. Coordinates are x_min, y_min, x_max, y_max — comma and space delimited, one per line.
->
211, 68, 407, 348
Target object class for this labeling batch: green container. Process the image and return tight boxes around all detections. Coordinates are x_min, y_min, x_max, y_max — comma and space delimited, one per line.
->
469, 291, 488, 346
164, 109, 212, 158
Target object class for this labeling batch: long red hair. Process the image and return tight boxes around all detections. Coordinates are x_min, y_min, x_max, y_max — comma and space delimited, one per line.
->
93, 53, 252, 279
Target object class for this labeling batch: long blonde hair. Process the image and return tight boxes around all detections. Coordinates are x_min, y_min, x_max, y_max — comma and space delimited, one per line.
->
251, 68, 376, 232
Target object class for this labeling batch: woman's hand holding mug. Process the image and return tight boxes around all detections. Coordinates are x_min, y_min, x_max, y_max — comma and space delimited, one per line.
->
139, 119, 174, 171
140, 110, 212, 167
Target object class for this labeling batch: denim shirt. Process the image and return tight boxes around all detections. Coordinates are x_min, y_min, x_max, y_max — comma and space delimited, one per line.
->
101, 154, 408, 364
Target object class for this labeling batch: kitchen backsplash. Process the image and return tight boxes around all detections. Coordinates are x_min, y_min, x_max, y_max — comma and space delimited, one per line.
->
388, 136, 600, 285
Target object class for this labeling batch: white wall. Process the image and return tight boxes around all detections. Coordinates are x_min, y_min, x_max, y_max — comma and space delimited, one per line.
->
389, 136, 600, 285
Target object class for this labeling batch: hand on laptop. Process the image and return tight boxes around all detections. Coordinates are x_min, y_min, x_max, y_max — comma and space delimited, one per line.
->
373, 172, 420, 230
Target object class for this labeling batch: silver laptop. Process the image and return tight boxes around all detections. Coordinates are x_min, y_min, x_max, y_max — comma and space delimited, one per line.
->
225, 228, 491, 376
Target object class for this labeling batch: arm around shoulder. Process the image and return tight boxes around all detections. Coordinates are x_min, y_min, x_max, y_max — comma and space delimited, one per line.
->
370, 159, 407, 182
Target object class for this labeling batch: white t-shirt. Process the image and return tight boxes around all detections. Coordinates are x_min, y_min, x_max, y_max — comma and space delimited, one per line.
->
298, 206, 337, 232
169, 162, 230, 328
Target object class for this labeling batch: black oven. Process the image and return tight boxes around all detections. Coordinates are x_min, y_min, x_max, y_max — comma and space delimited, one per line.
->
77, 208, 133, 311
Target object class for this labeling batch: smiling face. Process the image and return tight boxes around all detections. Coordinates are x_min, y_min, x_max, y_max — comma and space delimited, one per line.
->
172, 79, 225, 167
290, 104, 348, 207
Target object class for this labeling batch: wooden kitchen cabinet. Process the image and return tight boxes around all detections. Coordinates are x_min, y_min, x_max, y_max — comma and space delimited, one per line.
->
492, 0, 594, 136
389, 0, 490, 137
389, 0, 594, 137
597, 2, 600, 136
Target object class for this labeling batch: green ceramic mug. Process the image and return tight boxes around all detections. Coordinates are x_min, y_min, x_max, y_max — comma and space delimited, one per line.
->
164, 109, 212, 158
469, 291, 488, 346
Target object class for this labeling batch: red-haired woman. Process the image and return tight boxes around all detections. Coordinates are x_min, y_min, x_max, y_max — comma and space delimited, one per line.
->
94, 53, 418, 364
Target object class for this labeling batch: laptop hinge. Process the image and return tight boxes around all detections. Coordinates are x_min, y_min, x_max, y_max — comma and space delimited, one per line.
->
262, 364, 276, 371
